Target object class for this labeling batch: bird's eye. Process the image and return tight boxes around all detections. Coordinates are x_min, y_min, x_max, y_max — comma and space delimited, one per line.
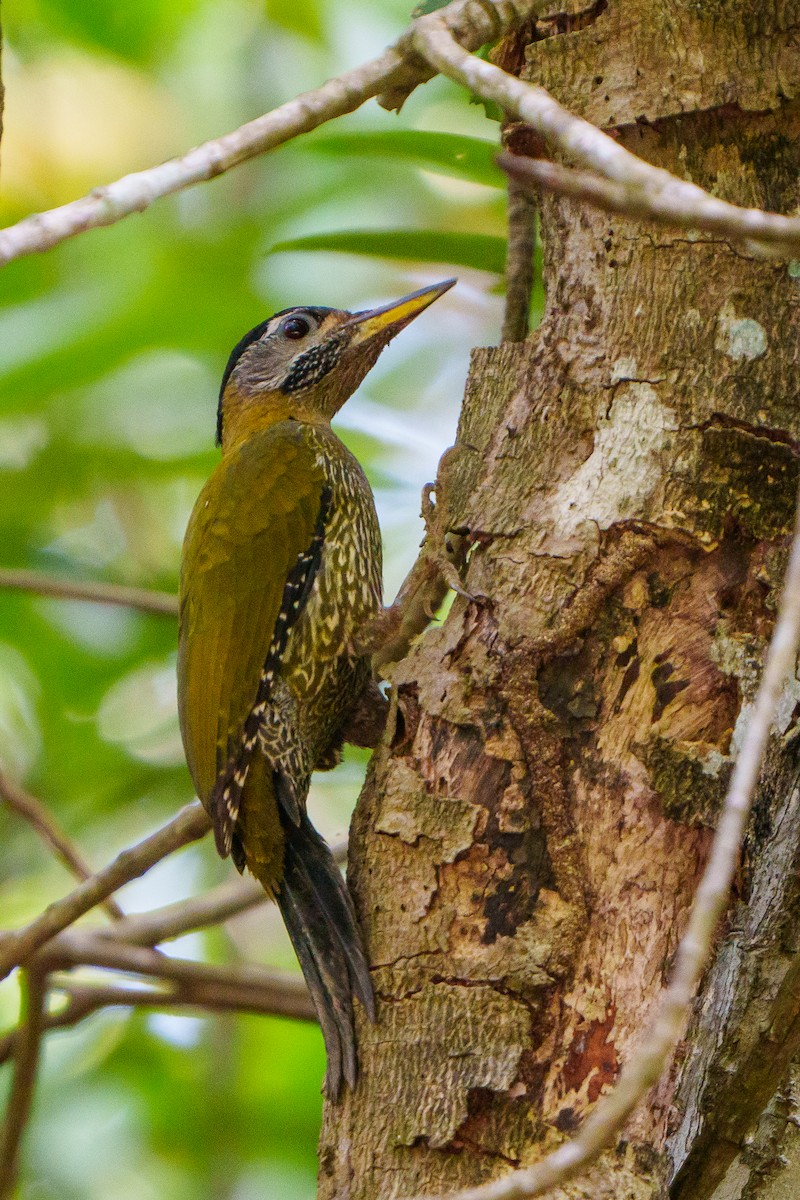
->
282, 315, 312, 340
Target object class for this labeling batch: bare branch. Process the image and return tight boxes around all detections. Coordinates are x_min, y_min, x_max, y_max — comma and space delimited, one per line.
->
0, 51, 396, 265
407, 498, 800, 1197
0, 0, 796, 274
52, 976, 313, 1022
0, 969, 48, 1200
0, 0, 541, 267
0, 972, 316, 1067
1, 0, 793, 276
412, 16, 800, 258
93, 835, 346, 947
104, 877, 266, 946
0, 987, 96, 1066
0, 568, 178, 616
0, 825, 346, 1058
37, 933, 316, 1021
498, 153, 800, 255
0, 838, 351, 1057
0, 803, 211, 981
501, 177, 536, 342
0, 771, 123, 921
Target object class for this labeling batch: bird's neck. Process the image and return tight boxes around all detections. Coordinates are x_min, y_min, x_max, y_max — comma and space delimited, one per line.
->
220, 385, 331, 455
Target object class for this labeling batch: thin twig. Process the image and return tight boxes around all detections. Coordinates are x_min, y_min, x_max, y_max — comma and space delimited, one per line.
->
54, 977, 314, 1022
0, 973, 316, 1066
0, 568, 178, 616
409, 498, 800, 1200
49, 976, 314, 1022
498, 154, 798, 255
0, 832, 349, 1058
0, 988, 96, 1066
93, 835, 347, 947
0, 803, 211, 982
501, 177, 536, 342
365, 467, 469, 675
0, 969, 48, 1199
0, 771, 124, 921
0, 49, 398, 264
0, 0, 795, 268
412, 16, 800, 258
37, 933, 316, 1021
0, 0, 539, 267
0, 829, 346, 1057
101, 877, 267, 946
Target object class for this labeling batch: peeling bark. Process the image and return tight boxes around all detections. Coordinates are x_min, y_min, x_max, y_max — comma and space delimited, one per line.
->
320, 3, 800, 1197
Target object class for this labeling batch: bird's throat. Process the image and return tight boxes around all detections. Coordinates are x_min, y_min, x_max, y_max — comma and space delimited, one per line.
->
219, 384, 330, 455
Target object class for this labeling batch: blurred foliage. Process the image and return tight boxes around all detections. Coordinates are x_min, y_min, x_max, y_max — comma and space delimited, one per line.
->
271, 229, 508, 271
0, 0, 542, 1196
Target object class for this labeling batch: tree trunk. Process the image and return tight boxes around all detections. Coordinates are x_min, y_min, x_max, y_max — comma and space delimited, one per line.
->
320, 3, 800, 1197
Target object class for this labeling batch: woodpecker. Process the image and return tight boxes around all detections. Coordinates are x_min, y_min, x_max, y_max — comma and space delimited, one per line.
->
177, 279, 456, 1099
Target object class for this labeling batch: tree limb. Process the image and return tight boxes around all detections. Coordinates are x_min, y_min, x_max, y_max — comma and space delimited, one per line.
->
0, 771, 124, 921
411, 15, 800, 258
4, 0, 793, 269
0, 969, 47, 1200
0, 987, 96, 1066
0, 0, 542, 267
0, 802, 211, 981
408, 497, 800, 1197
36, 933, 316, 1020
102, 877, 267, 945
0, 568, 178, 616
498, 153, 800, 256
0, 841, 355, 1062
52, 976, 312, 1022
90, 835, 346, 947
0, 972, 316, 1067
501, 176, 536, 342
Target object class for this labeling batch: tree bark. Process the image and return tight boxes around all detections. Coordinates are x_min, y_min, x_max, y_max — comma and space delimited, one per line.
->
320, 3, 800, 1197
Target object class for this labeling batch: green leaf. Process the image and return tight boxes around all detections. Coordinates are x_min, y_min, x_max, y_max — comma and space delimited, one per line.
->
304, 130, 503, 188
411, 0, 452, 15
265, 0, 324, 42
470, 95, 504, 122
270, 229, 506, 273
6, 0, 206, 65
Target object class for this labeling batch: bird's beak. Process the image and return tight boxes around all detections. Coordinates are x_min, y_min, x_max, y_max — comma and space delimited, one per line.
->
346, 278, 457, 345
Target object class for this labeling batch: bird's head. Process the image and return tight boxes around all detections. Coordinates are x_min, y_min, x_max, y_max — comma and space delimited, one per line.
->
216, 278, 456, 450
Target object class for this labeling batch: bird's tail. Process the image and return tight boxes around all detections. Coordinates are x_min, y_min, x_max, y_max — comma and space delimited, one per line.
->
275, 807, 375, 1101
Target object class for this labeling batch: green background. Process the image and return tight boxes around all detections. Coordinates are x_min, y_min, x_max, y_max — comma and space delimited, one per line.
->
0, 1, 537, 1194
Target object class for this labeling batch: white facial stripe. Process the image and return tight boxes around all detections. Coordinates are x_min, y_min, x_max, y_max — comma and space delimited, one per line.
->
263, 314, 288, 339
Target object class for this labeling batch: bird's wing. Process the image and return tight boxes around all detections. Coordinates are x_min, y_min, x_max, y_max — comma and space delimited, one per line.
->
177, 421, 327, 814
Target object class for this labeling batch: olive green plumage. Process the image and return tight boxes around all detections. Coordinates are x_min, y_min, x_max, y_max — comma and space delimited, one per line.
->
177, 280, 455, 1099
